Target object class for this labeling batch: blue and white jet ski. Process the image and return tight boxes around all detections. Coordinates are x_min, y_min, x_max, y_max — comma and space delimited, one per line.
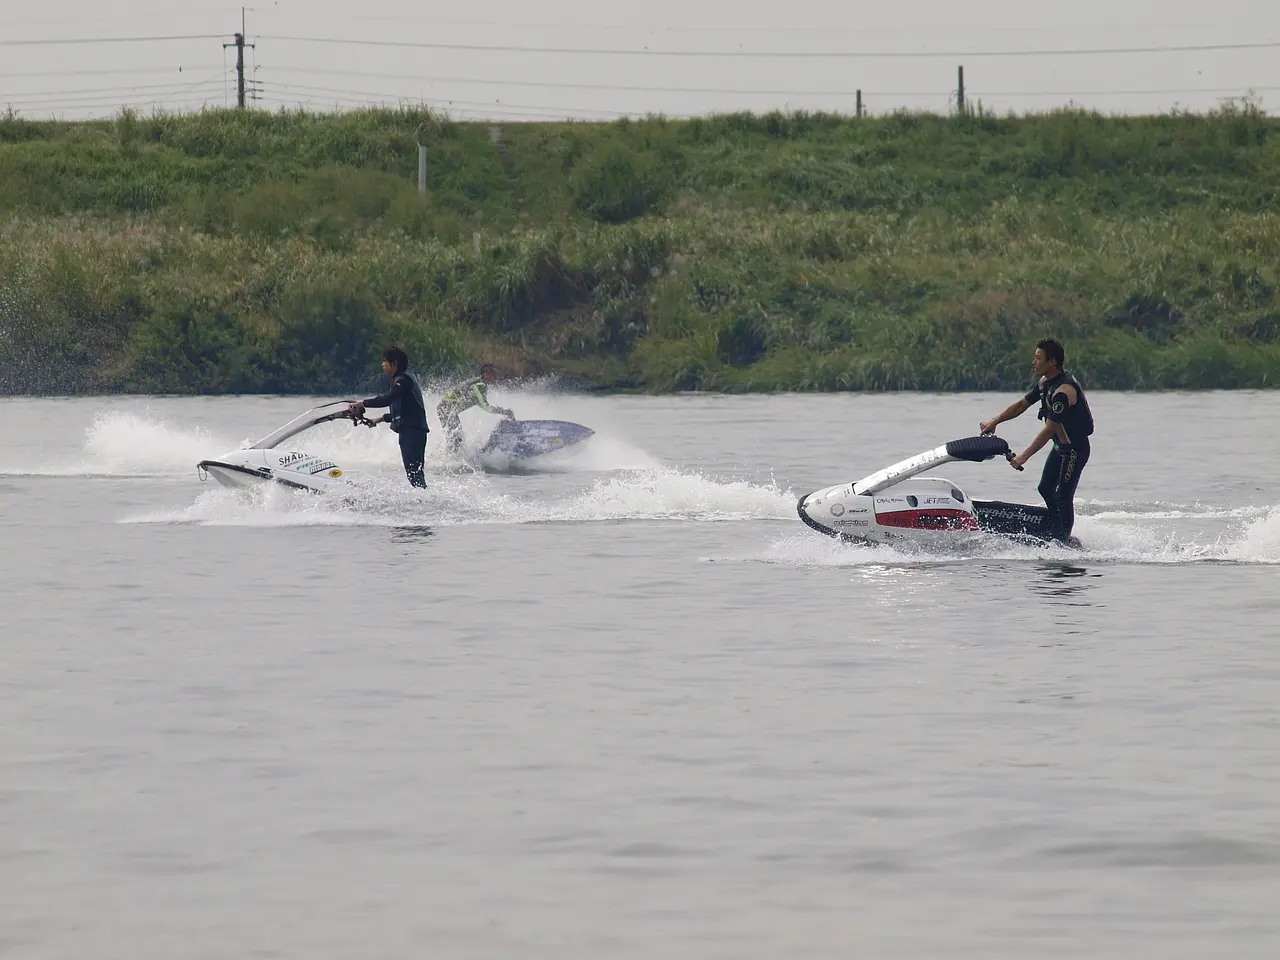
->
475, 417, 595, 469
796, 436, 1080, 548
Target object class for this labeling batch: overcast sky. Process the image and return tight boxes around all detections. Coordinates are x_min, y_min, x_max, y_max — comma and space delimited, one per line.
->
2, 0, 1277, 121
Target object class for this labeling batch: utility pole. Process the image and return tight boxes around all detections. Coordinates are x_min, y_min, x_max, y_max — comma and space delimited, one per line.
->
416, 121, 429, 198
223, 8, 255, 108
856, 90, 863, 118
957, 65, 965, 114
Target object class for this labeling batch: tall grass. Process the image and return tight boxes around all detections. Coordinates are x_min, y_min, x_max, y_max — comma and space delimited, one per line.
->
0, 103, 1277, 394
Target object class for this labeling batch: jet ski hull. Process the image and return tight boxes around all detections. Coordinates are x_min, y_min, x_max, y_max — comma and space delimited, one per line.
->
797, 487, 1077, 547
197, 460, 276, 490
797, 476, 985, 546
197, 450, 348, 494
197, 401, 366, 494
478, 418, 594, 467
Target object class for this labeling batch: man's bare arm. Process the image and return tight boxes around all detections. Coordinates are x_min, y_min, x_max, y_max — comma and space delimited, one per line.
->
980, 397, 1030, 435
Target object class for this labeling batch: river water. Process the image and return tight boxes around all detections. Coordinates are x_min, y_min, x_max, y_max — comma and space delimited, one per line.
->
1, 388, 1278, 959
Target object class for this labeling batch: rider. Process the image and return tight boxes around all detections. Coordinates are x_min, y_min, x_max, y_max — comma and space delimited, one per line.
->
979, 338, 1095, 542
349, 344, 430, 489
436, 363, 514, 454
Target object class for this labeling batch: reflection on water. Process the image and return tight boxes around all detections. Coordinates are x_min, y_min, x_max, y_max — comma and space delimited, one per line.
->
1030, 562, 1103, 607
390, 525, 435, 543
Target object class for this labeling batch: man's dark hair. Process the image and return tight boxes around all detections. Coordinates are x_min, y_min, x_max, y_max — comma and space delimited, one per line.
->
384, 344, 409, 373
1037, 338, 1065, 368
480, 363, 498, 377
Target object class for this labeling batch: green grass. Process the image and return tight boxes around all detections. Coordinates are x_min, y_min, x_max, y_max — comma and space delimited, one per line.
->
1, 102, 1278, 395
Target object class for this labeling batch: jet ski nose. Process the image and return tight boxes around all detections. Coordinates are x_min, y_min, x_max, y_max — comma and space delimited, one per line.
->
797, 493, 831, 536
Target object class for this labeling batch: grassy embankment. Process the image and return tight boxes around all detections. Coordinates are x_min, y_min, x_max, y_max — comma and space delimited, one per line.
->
1, 103, 1278, 395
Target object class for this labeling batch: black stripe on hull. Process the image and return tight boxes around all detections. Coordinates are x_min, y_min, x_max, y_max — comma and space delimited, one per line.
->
972, 499, 1080, 547
197, 460, 318, 493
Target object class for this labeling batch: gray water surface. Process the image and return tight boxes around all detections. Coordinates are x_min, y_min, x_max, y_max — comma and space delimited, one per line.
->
2, 390, 1278, 959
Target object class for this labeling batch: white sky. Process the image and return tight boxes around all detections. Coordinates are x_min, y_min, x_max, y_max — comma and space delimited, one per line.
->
1, 0, 1277, 120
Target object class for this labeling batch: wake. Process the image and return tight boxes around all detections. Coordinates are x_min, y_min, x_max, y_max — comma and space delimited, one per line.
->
740, 505, 1280, 566
123, 467, 798, 528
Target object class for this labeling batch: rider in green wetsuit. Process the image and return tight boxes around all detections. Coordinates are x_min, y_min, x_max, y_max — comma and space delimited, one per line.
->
436, 363, 514, 453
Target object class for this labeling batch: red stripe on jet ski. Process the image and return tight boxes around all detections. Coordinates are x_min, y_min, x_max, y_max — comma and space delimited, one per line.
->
877, 509, 979, 530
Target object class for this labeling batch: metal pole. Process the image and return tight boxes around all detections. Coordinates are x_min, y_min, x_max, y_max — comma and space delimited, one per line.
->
957, 65, 965, 113
223, 10, 254, 109
236, 34, 246, 107
418, 143, 427, 196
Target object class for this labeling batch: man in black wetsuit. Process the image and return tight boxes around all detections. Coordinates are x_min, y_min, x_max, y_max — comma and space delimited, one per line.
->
349, 345, 430, 489
979, 338, 1095, 542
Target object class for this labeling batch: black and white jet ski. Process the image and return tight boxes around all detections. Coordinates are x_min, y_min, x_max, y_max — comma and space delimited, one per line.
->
197, 401, 370, 493
796, 436, 1080, 548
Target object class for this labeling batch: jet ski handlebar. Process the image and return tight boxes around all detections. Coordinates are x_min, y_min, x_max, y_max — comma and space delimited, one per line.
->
1005, 450, 1023, 471
944, 435, 1024, 471
317, 407, 378, 428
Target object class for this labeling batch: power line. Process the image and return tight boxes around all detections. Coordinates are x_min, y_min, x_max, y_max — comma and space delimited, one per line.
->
264, 81, 632, 118
262, 84, 640, 120
1, 75, 230, 102
0, 65, 215, 79
13, 96, 228, 117
18, 93, 227, 107
973, 85, 1280, 97
242, 11, 1280, 36
263, 74, 864, 99
230, 80, 1280, 118
256, 65, 1279, 101
257, 95, 615, 122
264, 65, 872, 97
256, 34, 1280, 58
0, 34, 224, 47
2, 87, 226, 109
0, 7, 228, 27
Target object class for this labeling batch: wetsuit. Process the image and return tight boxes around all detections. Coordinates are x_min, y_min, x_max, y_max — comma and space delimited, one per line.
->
436, 376, 512, 452
362, 370, 429, 488
1024, 371, 1094, 541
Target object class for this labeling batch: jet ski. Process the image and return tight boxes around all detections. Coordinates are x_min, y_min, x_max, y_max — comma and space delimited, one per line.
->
796, 436, 1080, 548
196, 402, 597, 490
197, 401, 370, 493
475, 417, 594, 469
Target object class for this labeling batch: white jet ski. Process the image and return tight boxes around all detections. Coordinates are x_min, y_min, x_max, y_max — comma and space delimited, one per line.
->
796, 436, 1080, 548
197, 401, 370, 493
